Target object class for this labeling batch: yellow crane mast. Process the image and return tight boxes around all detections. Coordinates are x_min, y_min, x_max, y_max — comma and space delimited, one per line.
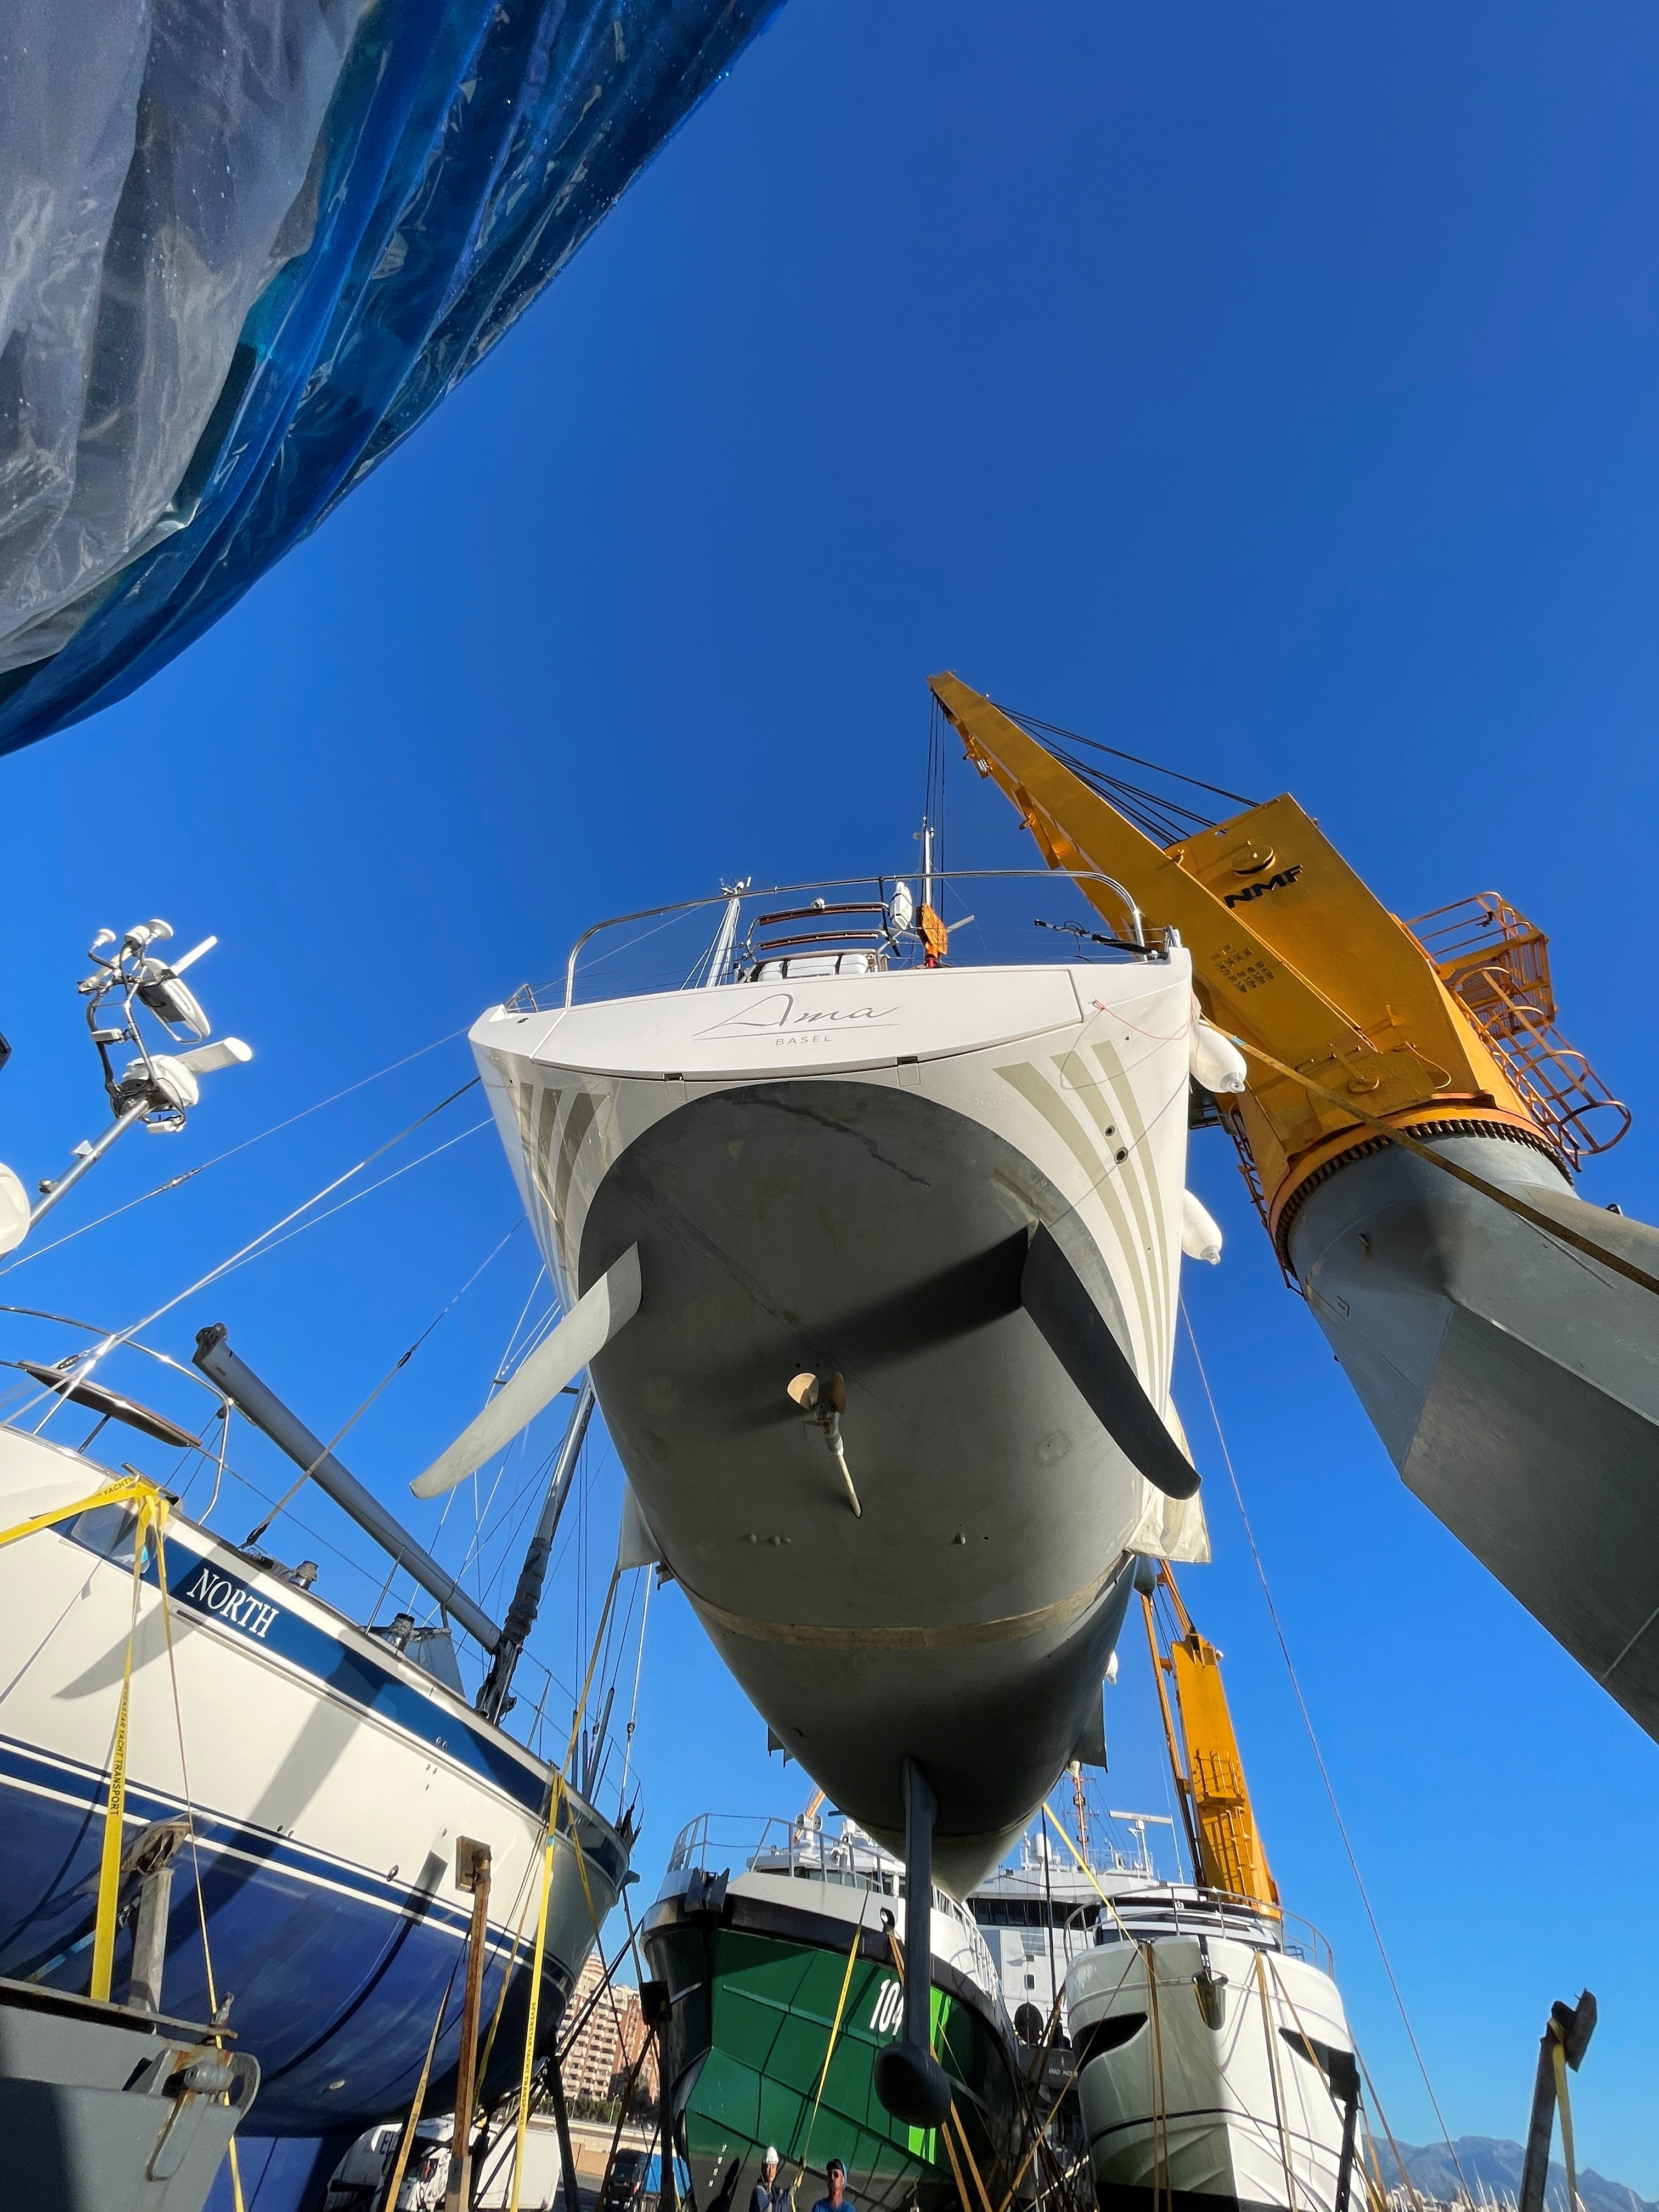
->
928, 672, 1624, 1257
1138, 1562, 1278, 1912
927, 672, 1659, 1751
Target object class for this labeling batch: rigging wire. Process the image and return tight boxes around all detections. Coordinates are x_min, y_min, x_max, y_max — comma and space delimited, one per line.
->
17, 1077, 482, 1429
617, 1566, 653, 1816
984, 699, 1257, 847
240, 1218, 521, 1550
0, 1023, 473, 1277
1178, 1297, 1469, 2195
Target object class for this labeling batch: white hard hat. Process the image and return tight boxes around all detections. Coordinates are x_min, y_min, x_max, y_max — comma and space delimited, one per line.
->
763, 2149, 780, 2166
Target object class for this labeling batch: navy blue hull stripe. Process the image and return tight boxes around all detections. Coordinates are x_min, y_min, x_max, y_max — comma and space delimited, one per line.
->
60, 1513, 549, 1813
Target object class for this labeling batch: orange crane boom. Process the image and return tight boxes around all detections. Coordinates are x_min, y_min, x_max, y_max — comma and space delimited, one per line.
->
927, 672, 1659, 1751
1139, 1562, 1278, 1912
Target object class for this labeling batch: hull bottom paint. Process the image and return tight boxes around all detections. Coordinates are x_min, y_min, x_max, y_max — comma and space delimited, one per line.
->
580, 1074, 1163, 1886
646, 1905, 1021, 2212
1286, 1128, 1659, 1739
0, 1739, 566, 2139
205, 2132, 353, 2211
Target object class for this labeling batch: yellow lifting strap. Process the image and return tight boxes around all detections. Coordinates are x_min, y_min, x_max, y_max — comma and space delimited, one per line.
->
91, 1482, 171, 2003
509, 1833, 558, 2212
792, 1896, 869, 2189
0, 1469, 163, 1553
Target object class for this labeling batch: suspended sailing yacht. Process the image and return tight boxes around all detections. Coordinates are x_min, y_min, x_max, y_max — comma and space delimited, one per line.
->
0, 920, 631, 2212
428, 864, 1223, 2123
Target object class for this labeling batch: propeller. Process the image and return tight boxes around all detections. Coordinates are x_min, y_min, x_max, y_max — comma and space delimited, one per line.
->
787, 1369, 861, 1517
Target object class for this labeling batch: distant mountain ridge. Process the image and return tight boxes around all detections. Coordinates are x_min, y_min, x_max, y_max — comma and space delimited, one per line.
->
1378, 2137, 1656, 2212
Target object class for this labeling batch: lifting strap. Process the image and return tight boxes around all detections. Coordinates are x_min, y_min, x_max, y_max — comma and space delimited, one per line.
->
792, 1897, 868, 2187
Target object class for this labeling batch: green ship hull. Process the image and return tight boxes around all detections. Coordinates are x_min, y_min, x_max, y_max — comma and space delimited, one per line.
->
645, 1885, 1025, 2212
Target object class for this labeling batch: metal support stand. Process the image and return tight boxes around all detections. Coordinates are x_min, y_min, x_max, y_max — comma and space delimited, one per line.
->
445, 1838, 493, 2212
125, 1819, 188, 2016
1330, 2051, 1361, 2212
1519, 1993, 1596, 2212
872, 1758, 952, 2128
641, 1980, 676, 2212
545, 2037, 582, 2212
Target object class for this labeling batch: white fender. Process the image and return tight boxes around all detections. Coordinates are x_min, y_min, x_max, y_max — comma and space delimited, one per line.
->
1190, 1015, 1248, 1094
1181, 1189, 1223, 1265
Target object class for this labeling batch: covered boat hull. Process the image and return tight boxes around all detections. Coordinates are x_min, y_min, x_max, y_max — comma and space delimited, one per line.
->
1285, 1127, 1659, 1740
476, 956, 1203, 1890
0, 1431, 624, 2188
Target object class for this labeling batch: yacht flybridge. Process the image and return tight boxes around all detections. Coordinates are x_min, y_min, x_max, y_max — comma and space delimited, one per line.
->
445, 870, 1234, 2124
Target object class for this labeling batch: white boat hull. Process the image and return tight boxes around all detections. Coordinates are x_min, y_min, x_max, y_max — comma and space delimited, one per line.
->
475, 953, 1206, 1889
1068, 1932, 1354, 2212
0, 1429, 624, 2142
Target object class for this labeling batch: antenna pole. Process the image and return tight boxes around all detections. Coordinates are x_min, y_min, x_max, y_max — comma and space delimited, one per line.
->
29, 1103, 147, 1226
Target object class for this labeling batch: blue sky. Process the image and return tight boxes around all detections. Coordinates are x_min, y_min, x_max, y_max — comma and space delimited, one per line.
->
4, 0, 1658, 2186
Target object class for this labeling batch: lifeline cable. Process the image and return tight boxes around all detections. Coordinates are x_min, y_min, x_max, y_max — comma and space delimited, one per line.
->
1179, 1298, 1469, 2199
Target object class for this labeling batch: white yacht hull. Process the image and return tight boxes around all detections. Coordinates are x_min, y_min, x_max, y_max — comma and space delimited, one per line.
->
0, 1430, 624, 2144
1067, 1933, 1354, 2212
475, 955, 1205, 1890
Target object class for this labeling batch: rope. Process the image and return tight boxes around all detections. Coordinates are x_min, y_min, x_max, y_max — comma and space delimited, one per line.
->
947, 2103, 995, 2212
1180, 1300, 1468, 2199
792, 1896, 869, 2186
1037, 1803, 1138, 1944
937, 2101, 974, 2210
1353, 2046, 1429, 2212
1229, 1039, 1659, 1301
475, 1847, 548, 2097
1254, 1951, 1301, 2212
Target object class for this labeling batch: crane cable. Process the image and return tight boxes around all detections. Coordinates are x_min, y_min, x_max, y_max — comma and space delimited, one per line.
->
1179, 1299, 1469, 2200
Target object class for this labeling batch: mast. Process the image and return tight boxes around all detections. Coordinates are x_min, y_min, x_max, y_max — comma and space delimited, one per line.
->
193, 1326, 504, 1660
